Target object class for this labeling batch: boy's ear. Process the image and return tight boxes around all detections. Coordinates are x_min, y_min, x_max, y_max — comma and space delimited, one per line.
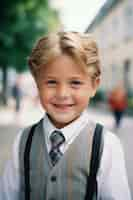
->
91, 77, 101, 97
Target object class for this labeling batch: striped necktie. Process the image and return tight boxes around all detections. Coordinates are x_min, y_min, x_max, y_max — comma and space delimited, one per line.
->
49, 130, 65, 166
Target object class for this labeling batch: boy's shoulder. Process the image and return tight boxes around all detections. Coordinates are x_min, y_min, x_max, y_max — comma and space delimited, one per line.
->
21, 118, 43, 136
22, 118, 44, 134
89, 122, 122, 153
101, 128, 123, 164
103, 128, 122, 146
18, 119, 43, 151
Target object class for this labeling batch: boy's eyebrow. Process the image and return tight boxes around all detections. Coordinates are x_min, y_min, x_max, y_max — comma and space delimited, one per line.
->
44, 75, 84, 79
68, 75, 88, 80
69, 76, 84, 79
44, 76, 57, 79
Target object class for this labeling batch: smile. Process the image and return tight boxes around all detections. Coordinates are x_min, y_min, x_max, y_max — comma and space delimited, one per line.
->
53, 104, 74, 109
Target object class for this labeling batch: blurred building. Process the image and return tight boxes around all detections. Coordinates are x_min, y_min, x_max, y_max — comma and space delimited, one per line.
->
87, 0, 133, 92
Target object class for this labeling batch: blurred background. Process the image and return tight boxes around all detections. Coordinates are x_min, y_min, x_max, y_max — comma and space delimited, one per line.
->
0, 0, 133, 198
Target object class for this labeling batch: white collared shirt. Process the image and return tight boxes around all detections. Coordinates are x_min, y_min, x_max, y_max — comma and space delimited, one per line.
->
0, 110, 131, 200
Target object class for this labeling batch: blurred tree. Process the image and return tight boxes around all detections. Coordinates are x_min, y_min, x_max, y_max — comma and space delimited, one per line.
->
0, 0, 60, 104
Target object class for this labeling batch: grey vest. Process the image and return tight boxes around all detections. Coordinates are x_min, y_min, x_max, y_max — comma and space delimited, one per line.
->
19, 119, 101, 200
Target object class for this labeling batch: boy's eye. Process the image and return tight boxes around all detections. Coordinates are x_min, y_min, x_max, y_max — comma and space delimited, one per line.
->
47, 80, 57, 85
70, 80, 83, 88
71, 80, 82, 85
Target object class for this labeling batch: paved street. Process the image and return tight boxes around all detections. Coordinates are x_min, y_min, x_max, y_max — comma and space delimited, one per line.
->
0, 102, 133, 198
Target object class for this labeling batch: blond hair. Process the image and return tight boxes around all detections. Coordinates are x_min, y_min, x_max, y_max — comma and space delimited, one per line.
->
28, 31, 101, 79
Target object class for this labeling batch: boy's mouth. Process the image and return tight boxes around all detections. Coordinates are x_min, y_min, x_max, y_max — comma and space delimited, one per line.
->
53, 103, 74, 109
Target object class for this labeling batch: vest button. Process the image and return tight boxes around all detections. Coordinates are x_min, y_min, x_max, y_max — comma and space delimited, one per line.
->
51, 175, 57, 182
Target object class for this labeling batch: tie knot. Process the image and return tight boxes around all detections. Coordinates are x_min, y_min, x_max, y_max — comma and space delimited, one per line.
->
50, 130, 65, 148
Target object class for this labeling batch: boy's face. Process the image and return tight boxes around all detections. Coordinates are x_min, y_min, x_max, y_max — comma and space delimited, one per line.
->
37, 54, 100, 128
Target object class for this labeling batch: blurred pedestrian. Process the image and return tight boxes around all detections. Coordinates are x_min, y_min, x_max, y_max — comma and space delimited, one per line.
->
108, 84, 128, 129
12, 76, 22, 113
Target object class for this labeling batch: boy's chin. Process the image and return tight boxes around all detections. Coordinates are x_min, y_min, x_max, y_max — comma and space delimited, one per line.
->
47, 113, 80, 128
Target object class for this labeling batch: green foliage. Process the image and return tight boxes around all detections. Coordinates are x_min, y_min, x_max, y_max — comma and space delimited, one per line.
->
0, 0, 59, 72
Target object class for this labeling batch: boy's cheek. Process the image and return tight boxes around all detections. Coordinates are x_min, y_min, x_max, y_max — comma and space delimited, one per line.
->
38, 88, 53, 98
78, 90, 92, 98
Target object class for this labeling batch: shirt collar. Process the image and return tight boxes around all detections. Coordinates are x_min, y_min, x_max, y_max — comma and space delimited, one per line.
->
43, 109, 90, 145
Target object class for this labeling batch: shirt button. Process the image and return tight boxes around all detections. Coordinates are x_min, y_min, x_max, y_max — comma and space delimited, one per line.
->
51, 175, 57, 182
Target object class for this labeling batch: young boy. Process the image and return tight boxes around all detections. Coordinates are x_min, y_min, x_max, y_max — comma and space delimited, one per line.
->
0, 31, 131, 199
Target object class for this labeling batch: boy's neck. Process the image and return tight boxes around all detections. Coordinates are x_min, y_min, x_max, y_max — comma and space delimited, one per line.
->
46, 113, 82, 129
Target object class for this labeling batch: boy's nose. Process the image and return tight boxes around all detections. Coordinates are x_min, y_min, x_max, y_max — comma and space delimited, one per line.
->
56, 84, 70, 98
